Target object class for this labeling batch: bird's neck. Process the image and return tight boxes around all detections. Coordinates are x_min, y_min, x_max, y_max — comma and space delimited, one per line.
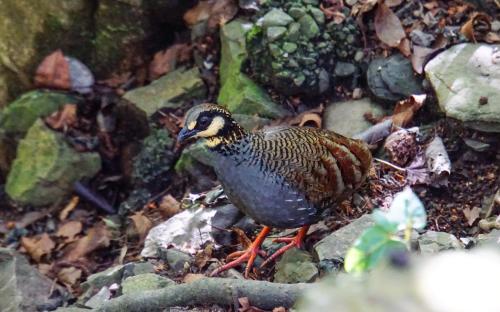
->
205, 123, 246, 152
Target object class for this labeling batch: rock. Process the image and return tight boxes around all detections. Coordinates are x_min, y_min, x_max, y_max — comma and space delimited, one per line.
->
333, 61, 357, 77
0, 91, 79, 135
274, 248, 318, 283
477, 229, 500, 247
219, 20, 290, 118
141, 207, 219, 257
5, 120, 101, 206
323, 98, 386, 137
424, 43, 500, 132
0, 1, 94, 106
417, 231, 463, 255
119, 127, 175, 214
267, 26, 288, 41
261, 9, 294, 27
314, 214, 374, 263
410, 29, 434, 47
85, 286, 112, 309
211, 204, 244, 245
160, 249, 193, 272
124, 67, 207, 116
298, 14, 320, 39
0, 248, 66, 312
122, 273, 174, 295
367, 54, 424, 104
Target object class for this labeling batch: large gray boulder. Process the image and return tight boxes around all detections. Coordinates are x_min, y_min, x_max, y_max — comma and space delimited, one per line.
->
425, 43, 500, 132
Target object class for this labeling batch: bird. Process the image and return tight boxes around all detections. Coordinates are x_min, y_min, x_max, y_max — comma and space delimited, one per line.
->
177, 103, 372, 278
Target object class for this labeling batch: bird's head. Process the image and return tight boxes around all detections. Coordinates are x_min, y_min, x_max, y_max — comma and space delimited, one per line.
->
177, 104, 244, 148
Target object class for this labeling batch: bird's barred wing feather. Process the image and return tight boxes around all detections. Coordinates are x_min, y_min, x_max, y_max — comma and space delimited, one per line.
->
252, 127, 372, 205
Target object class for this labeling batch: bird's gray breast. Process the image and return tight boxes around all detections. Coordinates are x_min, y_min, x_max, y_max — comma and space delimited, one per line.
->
211, 151, 320, 228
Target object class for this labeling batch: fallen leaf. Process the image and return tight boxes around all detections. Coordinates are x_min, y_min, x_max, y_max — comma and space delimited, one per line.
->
58, 266, 82, 288
392, 94, 426, 128
384, 128, 418, 166
424, 136, 451, 187
59, 196, 80, 221
63, 223, 111, 262
411, 45, 437, 74
149, 44, 192, 80
16, 211, 47, 229
288, 104, 324, 128
45, 104, 78, 130
273, 308, 286, 312
129, 212, 153, 242
21, 233, 56, 263
485, 32, 500, 43
460, 12, 491, 43
183, 0, 238, 29
385, 0, 403, 6
463, 207, 480, 226
397, 38, 412, 57
56, 221, 83, 242
405, 151, 431, 185
352, 0, 378, 16
194, 243, 214, 269
374, 2, 406, 47
158, 194, 181, 218
34, 50, 71, 90
353, 119, 393, 145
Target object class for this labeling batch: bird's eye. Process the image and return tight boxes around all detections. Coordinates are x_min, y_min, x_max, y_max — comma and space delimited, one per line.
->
197, 116, 211, 128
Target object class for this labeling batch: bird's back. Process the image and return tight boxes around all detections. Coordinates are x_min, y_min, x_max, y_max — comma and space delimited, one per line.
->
212, 126, 372, 228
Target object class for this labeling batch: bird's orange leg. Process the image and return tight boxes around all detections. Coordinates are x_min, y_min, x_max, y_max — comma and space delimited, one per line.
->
210, 226, 271, 278
260, 225, 310, 268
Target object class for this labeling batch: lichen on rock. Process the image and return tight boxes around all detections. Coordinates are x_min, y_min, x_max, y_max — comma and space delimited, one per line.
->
246, 0, 361, 96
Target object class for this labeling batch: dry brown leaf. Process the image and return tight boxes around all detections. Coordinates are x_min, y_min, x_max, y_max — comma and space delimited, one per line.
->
273, 308, 287, 312
398, 37, 412, 57
374, 2, 406, 47
158, 194, 181, 218
239, 297, 266, 312
287, 104, 324, 128
183, 0, 238, 29
392, 94, 426, 128
233, 227, 253, 250
423, 1, 438, 10
21, 233, 56, 263
463, 207, 480, 226
56, 221, 83, 242
411, 45, 437, 74
149, 44, 192, 80
129, 212, 153, 242
45, 104, 78, 130
58, 266, 82, 288
63, 223, 111, 262
194, 243, 214, 269
485, 32, 500, 43
352, 0, 378, 16
59, 196, 80, 221
460, 12, 491, 43
34, 50, 71, 90
16, 211, 47, 229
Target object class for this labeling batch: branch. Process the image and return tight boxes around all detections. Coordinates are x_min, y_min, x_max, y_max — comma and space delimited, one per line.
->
95, 277, 309, 312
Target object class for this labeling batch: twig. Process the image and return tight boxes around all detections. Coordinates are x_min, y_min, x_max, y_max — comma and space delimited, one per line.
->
95, 277, 309, 312
73, 181, 115, 214
373, 158, 407, 172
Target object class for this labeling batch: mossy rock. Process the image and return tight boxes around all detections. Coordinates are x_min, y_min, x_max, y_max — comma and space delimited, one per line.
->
0, 90, 78, 135
5, 120, 101, 206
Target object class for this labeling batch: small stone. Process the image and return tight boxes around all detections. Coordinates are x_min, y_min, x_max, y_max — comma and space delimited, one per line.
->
309, 7, 325, 25
324, 98, 386, 137
288, 7, 307, 19
303, 0, 319, 4
85, 287, 111, 309
81, 265, 125, 294
261, 9, 294, 28
298, 14, 320, 39
293, 74, 306, 86
314, 214, 374, 263
410, 29, 435, 47
418, 231, 463, 255
161, 249, 193, 272
274, 248, 318, 283
282, 42, 298, 53
267, 26, 287, 41
334, 62, 357, 77
286, 22, 301, 41
124, 67, 207, 116
122, 273, 174, 295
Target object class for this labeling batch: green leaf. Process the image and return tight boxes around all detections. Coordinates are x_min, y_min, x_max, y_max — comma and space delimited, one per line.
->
344, 225, 406, 273
375, 187, 427, 232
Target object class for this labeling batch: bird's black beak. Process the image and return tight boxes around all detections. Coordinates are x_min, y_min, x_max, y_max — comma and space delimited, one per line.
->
177, 127, 197, 144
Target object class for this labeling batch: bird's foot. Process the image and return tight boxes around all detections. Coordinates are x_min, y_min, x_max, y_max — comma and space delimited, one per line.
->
260, 225, 309, 268
210, 226, 271, 278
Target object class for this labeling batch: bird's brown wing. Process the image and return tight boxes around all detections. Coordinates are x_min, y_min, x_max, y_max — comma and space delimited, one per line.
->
253, 127, 372, 205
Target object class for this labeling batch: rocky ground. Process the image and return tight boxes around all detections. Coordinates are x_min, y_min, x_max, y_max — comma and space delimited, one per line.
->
0, 0, 499, 311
